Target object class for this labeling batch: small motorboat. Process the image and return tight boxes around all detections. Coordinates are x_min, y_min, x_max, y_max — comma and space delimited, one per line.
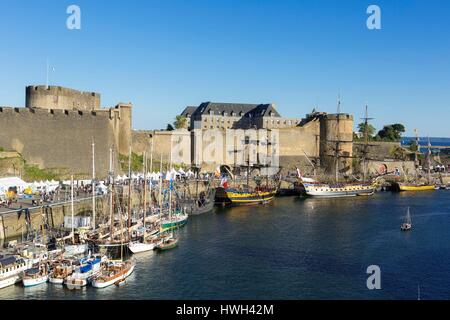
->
401, 207, 412, 231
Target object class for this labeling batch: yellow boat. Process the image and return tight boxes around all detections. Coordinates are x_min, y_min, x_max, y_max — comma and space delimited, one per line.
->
398, 184, 435, 191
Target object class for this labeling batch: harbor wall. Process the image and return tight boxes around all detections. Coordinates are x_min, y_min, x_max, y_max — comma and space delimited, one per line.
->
0, 195, 108, 240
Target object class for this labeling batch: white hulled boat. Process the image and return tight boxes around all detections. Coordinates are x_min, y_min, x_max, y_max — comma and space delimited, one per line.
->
91, 260, 135, 288
0, 255, 32, 289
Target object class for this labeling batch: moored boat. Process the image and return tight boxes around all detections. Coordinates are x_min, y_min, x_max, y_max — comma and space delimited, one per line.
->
49, 260, 74, 284
23, 266, 49, 287
91, 260, 135, 289
156, 237, 178, 251
64, 255, 105, 289
161, 212, 188, 230
215, 186, 277, 206
0, 255, 32, 289
302, 182, 375, 198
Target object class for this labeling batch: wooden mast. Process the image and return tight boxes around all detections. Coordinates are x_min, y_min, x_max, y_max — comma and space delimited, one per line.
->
109, 148, 114, 242
127, 145, 132, 242
92, 140, 96, 230
158, 155, 163, 233
142, 151, 147, 242
71, 174, 74, 244
335, 95, 341, 184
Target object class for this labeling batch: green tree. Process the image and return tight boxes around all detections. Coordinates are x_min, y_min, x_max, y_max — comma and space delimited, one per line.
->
166, 124, 174, 131
174, 115, 188, 129
357, 122, 376, 139
376, 123, 406, 141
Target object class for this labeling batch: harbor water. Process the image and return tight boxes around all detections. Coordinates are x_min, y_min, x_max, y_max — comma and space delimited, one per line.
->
1, 191, 450, 299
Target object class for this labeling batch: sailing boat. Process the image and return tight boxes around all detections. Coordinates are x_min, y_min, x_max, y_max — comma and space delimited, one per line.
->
302, 102, 375, 198
156, 156, 179, 251
64, 176, 89, 256
92, 190, 135, 288
215, 137, 277, 206
401, 207, 412, 231
128, 144, 162, 253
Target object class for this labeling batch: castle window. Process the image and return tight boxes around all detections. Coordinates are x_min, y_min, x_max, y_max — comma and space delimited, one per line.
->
78, 110, 83, 116
48, 109, 54, 115
91, 111, 96, 116
14, 108, 19, 113
64, 110, 69, 115
0, 107, 3, 112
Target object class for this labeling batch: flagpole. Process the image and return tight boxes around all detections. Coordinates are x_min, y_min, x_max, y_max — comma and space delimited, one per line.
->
46, 59, 49, 89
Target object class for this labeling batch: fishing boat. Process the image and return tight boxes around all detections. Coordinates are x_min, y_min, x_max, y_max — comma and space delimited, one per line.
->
91, 260, 135, 289
23, 265, 49, 287
64, 255, 105, 289
0, 255, 32, 289
48, 260, 74, 284
401, 207, 412, 231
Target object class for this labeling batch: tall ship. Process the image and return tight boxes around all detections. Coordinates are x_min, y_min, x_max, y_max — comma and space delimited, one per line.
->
300, 103, 376, 198
215, 154, 277, 206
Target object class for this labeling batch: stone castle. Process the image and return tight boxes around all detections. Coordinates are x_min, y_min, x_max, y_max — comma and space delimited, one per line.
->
0, 85, 354, 178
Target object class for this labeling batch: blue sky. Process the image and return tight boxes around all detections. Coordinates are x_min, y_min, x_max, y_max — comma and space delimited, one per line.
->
0, 0, 449, 136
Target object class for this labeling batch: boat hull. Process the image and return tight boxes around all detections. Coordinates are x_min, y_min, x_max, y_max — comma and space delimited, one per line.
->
128, 242, 158, 253
399, 185, 435, 191
23, 275, 48, 287
303, 183, 375, 198
0, 275, 22, 289
215, 187, 277, 206
91, 264, 135, 289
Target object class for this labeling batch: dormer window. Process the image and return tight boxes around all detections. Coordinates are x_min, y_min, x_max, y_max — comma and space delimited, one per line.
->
239, 111, 243, 116
223, 111, 227, 116
209, 110, 214, 115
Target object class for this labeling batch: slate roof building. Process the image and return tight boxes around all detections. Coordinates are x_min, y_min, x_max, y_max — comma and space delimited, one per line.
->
181, 102, 302, 130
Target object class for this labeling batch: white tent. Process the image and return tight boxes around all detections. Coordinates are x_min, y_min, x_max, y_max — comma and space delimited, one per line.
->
0, 177, 29, 195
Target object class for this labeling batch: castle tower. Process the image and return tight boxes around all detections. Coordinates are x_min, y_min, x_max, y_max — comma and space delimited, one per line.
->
319, 113, 354, 176
26, 85, 100, 111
